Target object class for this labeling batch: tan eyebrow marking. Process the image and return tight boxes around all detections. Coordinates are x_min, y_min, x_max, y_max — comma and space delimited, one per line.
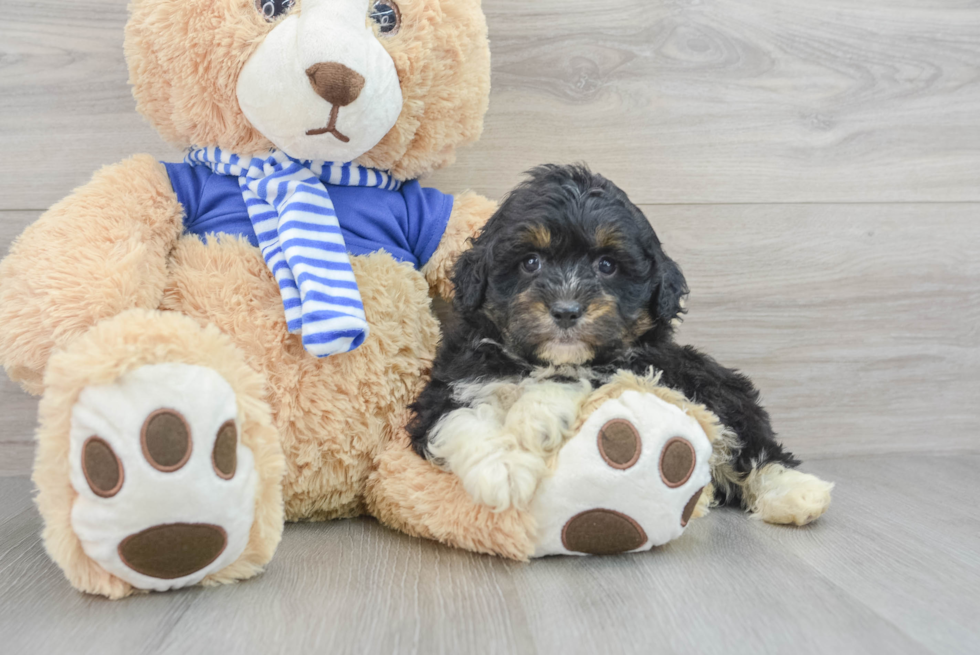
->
521, 225, 552, 250
595, 225, 625, 250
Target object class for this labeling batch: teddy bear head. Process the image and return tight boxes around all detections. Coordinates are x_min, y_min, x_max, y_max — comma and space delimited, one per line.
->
125, 0, 490, 180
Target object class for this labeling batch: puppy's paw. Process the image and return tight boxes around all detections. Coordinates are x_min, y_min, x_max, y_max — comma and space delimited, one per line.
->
748, 465, 834, 526
461, 449, 548, 512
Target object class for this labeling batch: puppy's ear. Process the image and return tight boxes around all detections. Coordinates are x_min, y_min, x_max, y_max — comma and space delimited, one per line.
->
452, 242, 490, 313
651, 251, 689, 325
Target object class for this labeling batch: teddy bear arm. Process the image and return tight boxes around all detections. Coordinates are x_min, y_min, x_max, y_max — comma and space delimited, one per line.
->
421, 191, 497, 300
364, 410, 537, 561
0, 155, 184, 393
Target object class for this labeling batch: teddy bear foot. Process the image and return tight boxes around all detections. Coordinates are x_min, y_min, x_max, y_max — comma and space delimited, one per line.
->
530, 390, 713, 557
69, 362, 259, 591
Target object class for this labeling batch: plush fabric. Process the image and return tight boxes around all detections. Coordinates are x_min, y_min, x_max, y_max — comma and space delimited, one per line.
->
183, 147, 405, 357
0, 156, 183, 395
420, 191, 496, 300
161, 237, 444, 523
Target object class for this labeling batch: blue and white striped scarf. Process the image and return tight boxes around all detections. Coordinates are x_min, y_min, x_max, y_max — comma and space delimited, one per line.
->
186, 147, 402, 358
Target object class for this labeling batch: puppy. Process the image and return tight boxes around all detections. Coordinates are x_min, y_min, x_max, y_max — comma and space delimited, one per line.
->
409, 164, 833, 525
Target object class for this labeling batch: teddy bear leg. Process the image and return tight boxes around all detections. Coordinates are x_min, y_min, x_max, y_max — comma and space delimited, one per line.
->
0, 155, 183, 394
530, 371, 725, 557
364, 411, 538, 561
34, 309, 286, 598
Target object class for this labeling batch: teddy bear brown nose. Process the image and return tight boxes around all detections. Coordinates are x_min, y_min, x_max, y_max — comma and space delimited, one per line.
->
305, 62, 365, 107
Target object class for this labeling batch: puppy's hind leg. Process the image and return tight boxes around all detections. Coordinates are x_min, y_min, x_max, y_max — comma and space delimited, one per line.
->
640, 343, 834, 526
740, 461, 834, 526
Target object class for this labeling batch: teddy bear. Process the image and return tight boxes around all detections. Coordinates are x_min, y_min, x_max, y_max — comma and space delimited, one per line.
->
0, 0, 721, 599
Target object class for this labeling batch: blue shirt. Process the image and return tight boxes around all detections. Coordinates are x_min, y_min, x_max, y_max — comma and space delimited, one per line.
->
165, 162, 454, 269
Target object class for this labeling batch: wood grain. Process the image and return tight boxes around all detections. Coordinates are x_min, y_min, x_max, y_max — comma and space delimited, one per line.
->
2, 0, 980, 209
783, 456, 980, 655
0, 376, 36, 477
0, 211, 39, 251
0, 213, 42, 476
3, 453, 978, 654
655, 203, 980, 457
432, 0, 980, 203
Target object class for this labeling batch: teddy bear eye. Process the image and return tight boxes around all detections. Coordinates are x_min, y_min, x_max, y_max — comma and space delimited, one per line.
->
370, 0, 401, 36
255, 0, 295, 22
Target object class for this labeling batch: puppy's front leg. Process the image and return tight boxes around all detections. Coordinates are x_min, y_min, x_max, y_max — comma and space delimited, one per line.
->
501, 379, 592, 459
427, 380, 589, 511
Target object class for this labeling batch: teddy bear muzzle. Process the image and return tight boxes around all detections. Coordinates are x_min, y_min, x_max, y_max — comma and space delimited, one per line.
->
237, 0, 404, 163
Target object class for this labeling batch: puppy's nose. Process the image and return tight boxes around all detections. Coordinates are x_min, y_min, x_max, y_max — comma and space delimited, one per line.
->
550, 301, 583, 329
305, 63, 365, 107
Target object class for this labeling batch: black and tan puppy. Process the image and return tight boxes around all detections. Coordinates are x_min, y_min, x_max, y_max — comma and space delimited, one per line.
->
409, 164, 833, 524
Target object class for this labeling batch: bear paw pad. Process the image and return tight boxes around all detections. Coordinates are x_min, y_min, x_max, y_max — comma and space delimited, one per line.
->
69, 363, 258, 591
531, 390, 712, 557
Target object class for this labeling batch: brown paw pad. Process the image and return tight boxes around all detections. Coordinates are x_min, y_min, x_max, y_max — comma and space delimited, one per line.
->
598, 419, 642, 470
562, 509, 648, 555
212, 420, 238, 480
659, 437, 696, 488
141, 409, 192, 472
118, 523, 228, 580
681, 487, 704, 527
82, 436, 124, 498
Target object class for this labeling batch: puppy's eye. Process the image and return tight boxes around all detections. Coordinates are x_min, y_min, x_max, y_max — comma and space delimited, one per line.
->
596, 256, 618, 276
521, 255, 541, 274
370, 0, 401, 36
255, 0, 294, 22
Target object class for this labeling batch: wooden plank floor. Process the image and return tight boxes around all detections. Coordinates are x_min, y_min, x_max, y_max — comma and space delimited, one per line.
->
1, 0, 979, 652
1, 453, 978, 654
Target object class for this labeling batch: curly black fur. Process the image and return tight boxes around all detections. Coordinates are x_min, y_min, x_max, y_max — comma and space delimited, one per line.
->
409, 164, 799, 506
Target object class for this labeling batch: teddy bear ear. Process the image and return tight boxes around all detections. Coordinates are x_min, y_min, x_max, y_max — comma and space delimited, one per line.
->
451, 243, 491, 313
125, 0, 273, 153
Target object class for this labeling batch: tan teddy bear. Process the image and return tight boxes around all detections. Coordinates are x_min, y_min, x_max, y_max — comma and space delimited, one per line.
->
0, 0, 724, 599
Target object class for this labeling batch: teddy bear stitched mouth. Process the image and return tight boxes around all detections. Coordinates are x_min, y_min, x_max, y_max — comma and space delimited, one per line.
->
306, 104, 351, 142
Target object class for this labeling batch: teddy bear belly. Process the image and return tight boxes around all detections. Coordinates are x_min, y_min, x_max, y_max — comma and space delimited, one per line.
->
161, 234, 441, 521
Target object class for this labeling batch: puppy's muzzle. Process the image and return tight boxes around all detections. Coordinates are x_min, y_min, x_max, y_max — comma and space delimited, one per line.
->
550, 301, 583, 329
